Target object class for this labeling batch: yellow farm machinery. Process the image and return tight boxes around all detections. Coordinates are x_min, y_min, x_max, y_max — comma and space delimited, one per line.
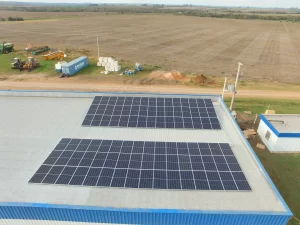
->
42, 51, 66, 60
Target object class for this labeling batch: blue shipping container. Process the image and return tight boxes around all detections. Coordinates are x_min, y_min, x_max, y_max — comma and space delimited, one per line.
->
62, 56, 88, 76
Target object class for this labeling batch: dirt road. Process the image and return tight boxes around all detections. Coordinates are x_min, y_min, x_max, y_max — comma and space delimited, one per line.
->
0, 80, 299, 99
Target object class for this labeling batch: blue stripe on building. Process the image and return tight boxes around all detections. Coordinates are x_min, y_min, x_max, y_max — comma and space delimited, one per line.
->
0, 203, 292, 225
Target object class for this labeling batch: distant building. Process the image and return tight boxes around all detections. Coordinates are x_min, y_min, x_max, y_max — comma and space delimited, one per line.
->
258, 114, 300, 152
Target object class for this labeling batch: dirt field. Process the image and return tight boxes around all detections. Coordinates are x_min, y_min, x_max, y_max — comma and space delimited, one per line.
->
1, 12, 300, 83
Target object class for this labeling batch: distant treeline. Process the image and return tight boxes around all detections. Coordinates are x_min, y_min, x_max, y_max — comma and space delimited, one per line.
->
0, 5, 166, 13
2, 5, 300, 22
177, 11, 300, 22
0, 17, 24, 21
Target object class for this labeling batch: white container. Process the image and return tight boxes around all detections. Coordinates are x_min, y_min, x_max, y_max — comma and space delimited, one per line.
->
97, 62, 102, 67
102, 57, 107, 63
55, 63, 62, 70
99, 57, 103, 62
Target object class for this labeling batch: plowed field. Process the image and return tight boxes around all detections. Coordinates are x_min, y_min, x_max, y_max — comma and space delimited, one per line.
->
1, 12, 300, 82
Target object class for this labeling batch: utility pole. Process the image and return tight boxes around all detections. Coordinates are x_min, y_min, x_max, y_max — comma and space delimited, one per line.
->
222, 77, 227, 100
229, 62, 243, 111
97, 35, 100, 59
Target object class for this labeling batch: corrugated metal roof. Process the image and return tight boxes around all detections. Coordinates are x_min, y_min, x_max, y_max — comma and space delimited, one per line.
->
62, 56, 88, 68
0, 93, 288, 213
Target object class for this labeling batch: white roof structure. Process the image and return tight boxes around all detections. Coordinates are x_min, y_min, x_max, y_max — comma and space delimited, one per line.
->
258, 114, 300, 153
0, 91, 290, 216
262, 114, 300, 133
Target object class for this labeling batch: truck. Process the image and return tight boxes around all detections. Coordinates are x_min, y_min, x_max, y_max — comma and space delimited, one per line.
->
61, 56, 88, 77
0, 42, 14, 54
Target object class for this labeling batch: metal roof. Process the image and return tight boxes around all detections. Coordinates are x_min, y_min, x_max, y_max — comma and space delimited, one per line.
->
0, 91, 290, 214
262, 114, 300, 134
62, 56, 88, 68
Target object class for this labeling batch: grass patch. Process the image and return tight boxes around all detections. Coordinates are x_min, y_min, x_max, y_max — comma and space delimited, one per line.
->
35, 60, 57, 74
0, 51, 57, 75
252, 144, 300, 225
232, 98, 300, 224
0, 52, 21, 74
0, 53, 104, 77
224, 98, 300, 114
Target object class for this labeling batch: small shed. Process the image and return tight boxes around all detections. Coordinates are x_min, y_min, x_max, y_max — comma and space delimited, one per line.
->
258, 114, 300, 153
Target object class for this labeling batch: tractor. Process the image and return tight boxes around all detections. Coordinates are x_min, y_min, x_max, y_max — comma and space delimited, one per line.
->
22, 57, 40, 71
11, 58, 25, 71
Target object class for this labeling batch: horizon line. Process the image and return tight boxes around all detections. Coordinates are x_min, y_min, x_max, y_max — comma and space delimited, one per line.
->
0, 1, 299, 9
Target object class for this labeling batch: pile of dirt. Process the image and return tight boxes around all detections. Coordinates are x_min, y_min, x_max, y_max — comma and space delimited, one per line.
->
163, 71, 184, 80
149, 71, 185, 80
192, 74, 214, 85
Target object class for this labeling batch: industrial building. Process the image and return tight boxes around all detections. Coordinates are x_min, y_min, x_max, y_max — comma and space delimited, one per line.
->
258, 114, 300, 153
0, 90, 292, 225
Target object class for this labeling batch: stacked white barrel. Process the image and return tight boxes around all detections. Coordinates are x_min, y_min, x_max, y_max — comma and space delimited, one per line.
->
97, 57, 121, 72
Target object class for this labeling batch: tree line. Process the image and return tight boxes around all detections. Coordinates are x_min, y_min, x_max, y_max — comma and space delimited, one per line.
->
1, 5, 300, 22
0, 17, 24, 21
176, 11, 300, 22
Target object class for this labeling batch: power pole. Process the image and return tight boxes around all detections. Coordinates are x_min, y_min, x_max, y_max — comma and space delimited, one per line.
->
229, 62, 243, 111
222, 77, 227, 100
97, 35, 100, 59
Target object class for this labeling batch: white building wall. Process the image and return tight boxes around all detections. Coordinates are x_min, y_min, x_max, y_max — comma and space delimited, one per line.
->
275, 138, 300, 152
257, 120, 278, 152
258, 120, 300, 152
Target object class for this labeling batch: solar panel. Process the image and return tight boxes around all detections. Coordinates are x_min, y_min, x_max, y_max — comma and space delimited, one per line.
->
82, 96, 221, 130
29, 139, 250, 191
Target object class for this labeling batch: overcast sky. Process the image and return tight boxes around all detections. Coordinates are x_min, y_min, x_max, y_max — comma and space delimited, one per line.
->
2, 0, 300, 8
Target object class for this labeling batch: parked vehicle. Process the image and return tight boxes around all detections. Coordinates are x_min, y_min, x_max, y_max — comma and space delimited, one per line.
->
0, 42, 14, 53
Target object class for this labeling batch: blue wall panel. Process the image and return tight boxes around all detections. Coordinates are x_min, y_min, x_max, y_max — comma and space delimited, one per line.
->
0, 204, 291, 225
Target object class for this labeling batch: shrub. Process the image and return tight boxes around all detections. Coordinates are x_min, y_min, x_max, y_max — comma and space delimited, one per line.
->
7, 17, 24, 21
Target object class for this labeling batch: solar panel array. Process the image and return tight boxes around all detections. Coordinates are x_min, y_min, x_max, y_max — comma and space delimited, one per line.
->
82, 96, 221, 129
29, 138, 251, 191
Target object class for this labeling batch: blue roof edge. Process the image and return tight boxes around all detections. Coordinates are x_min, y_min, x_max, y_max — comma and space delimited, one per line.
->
0, 201, 290, 215
0, 202, 291, 225
220, 99, 292, 217
260, 114, 300, 138
0, 89, 219, 97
